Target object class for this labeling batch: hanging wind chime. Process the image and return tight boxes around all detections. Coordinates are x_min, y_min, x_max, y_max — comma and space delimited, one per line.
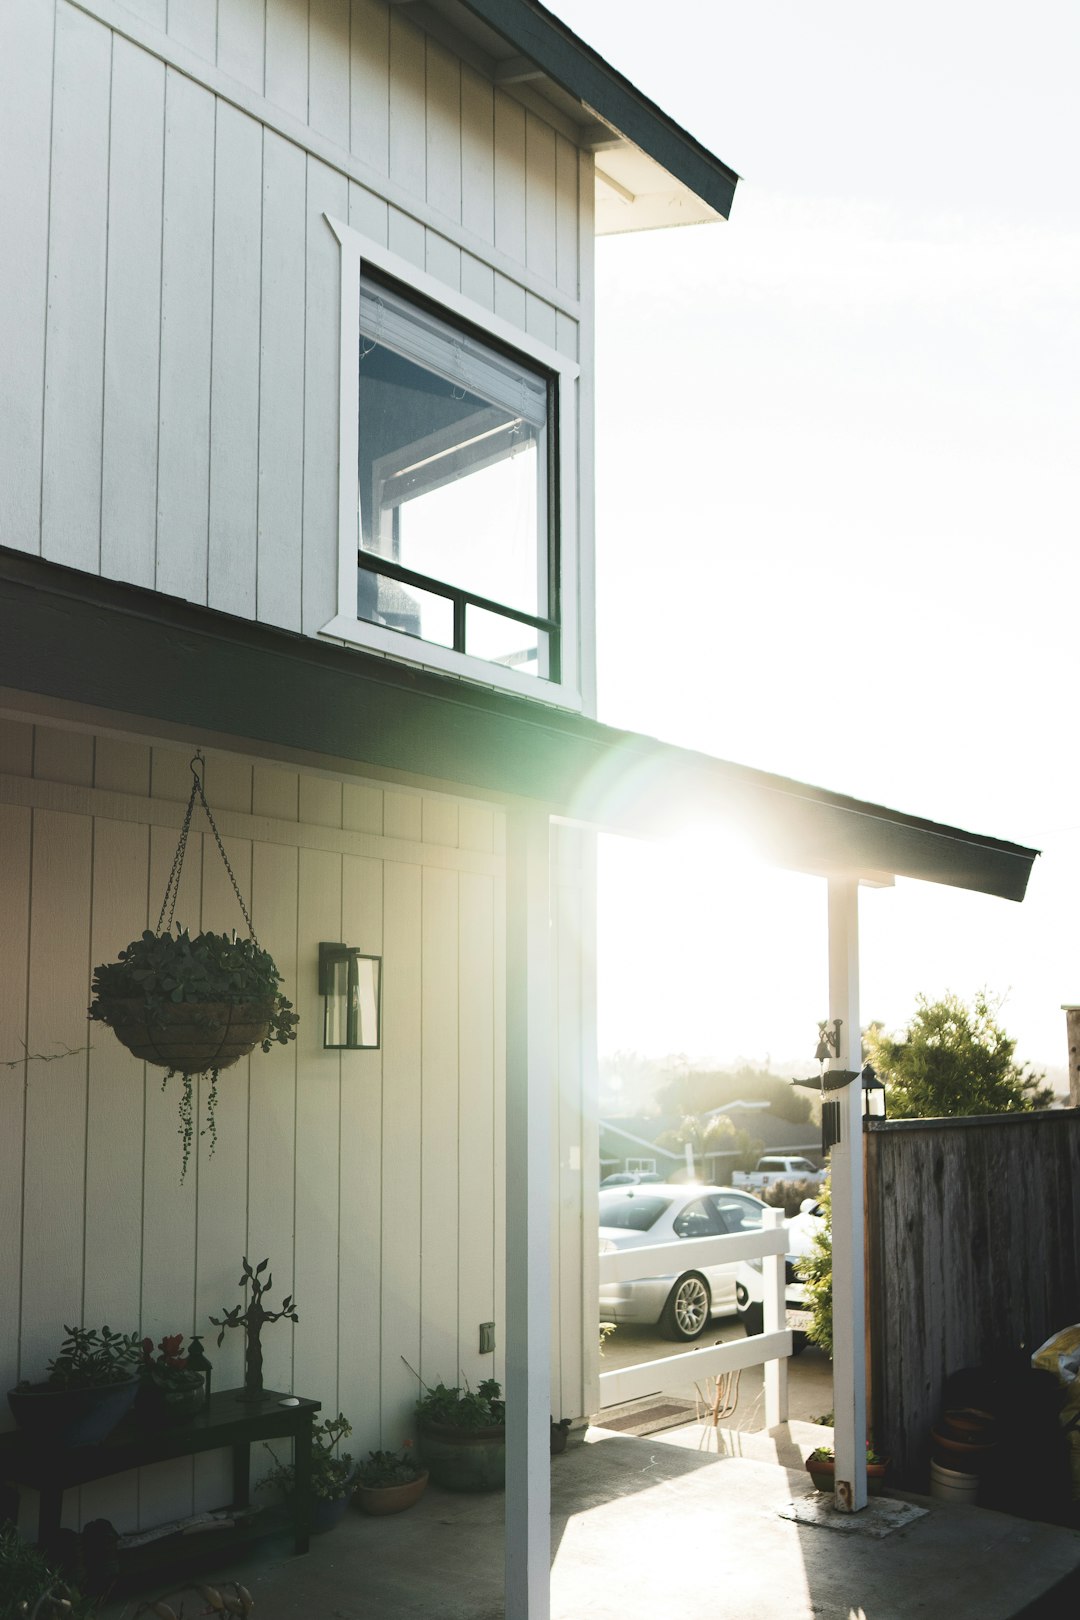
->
89, 753, 299, 1178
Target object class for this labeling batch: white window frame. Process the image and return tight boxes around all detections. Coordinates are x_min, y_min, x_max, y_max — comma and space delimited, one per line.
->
321, 216, 582, 709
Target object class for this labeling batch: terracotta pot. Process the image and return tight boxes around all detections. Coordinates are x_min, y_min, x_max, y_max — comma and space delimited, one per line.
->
805, 1453, 889, 1497
930, 1427, 996, 1472
353, 1471, 429, 1516
104, 1000, 273, 1072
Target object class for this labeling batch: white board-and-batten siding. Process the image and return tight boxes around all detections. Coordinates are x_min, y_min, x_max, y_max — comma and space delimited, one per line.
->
0, 0, 587, 640
0, 717, 591, 1532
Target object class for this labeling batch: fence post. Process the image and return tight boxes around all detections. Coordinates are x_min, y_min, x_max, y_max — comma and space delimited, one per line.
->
763, 1206, 788, 1428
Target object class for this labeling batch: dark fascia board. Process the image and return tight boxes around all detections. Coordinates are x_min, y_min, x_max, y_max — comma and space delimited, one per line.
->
452, 0, 740, 220
0, 550, 1037, 902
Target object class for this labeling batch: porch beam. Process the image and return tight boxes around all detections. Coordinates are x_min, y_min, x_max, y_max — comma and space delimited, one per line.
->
505, 808, 553, 1620
828, 876, 867, 1511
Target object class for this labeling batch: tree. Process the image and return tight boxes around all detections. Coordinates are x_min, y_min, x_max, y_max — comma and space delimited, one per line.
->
866, 991, 1053, 1119
653, 1063, 813, 1125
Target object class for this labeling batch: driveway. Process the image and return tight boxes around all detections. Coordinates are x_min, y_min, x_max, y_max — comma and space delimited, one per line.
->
598, 1317, 832, 1433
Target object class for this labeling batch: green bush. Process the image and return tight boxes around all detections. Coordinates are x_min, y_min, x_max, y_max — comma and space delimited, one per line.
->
798, 1174, 833, 1356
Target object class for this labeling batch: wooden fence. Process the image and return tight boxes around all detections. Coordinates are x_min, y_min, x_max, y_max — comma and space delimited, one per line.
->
865, 1109, 1080, 1487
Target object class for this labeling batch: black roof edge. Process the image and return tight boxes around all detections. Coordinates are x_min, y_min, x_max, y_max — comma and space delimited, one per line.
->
0, 548, 1038, 904
454, 0, 740, 219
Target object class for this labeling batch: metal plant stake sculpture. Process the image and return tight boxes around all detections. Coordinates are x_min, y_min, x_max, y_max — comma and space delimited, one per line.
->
209, 1257, 299, 1403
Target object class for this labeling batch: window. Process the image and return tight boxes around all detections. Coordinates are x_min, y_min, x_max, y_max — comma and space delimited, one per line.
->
322, 220, 581, 706
672, 1199, 723, 1240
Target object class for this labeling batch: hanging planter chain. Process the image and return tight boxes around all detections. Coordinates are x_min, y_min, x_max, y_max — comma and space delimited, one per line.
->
157, 753, 260, 947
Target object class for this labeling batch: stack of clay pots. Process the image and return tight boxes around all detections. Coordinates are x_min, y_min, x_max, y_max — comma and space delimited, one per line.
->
929, 1406, 998, 1504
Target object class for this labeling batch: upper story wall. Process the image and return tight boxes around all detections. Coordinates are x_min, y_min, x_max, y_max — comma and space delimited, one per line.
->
0, 0, 593, 695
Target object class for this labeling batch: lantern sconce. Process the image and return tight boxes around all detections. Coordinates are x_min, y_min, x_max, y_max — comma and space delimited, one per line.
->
861, 1062, 887, 1119
319, 943, 382, 1050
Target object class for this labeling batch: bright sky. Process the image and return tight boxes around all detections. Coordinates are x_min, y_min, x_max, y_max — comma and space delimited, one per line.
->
548, 0, 1080, 1075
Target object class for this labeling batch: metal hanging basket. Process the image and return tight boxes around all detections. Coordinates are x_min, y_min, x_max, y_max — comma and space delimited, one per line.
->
106, 998, 275, 1074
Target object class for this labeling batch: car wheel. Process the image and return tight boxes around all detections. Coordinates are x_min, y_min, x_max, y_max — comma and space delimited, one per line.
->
738, 1302, 764, 1338
661, 1273, 710, 1341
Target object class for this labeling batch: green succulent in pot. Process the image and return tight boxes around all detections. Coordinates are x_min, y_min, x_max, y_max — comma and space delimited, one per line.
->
8, 1326, 142, 1447
90, 926, 299, 1177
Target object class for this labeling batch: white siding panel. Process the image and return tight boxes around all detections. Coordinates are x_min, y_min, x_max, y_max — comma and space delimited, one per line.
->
493, 272, 526, 331
216, 0, 266, 93
294, 848, 343, 1409
125, 0, 167, 26
33, 726, 94, 785
380, 860, 423, 1431
388, 8, 425, 200
387, 204, 425, 270
308, 0, 351, 147
264, 0, 310, 123
525, 112, 557, 287
493, 93, 526, 267
342, 781, 383, 834
21, 812, 92, 1374
349, 178, 389, 246
299, 772, 343, 828
425, 38, 460, 224
93, 736, 152, 796
338, 853, 384, 1447
0, 805, 31, 1400
257, 131, 307, 631
555, 133, 579, 300
157, 70, 215, 605
0, 0, 53, 553
420, 865, 459, 1381
253, 764, 300, 821
457, 871, 496, 1392
208, 101, 263, 620
101, 38, 165, 591
425, 229, 461, 293
0, 718, 34, 777
349, 0, 389, 174
303, 160, 350, 638
84, 820, 148, 1327
526, 292, 558, 351
460, 66, 494, 247
460, 253, 495, 313
166, 0, 217, 60
246, 840, 300, 1396
40, 7, 111, 572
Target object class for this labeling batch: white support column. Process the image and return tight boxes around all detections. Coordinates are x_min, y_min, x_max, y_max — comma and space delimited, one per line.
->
762, 1206, 789, 1430
505, 808, 553, 1620
827, 875, 867, 1512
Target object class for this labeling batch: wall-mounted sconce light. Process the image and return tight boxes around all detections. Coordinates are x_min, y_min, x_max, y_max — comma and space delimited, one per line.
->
319, 943, 382, 1049
861, 1062, 887, 1119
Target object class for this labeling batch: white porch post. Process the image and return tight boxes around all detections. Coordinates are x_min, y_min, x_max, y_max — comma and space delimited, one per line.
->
827, 875, 867, 1512
505, 808, 553, 1620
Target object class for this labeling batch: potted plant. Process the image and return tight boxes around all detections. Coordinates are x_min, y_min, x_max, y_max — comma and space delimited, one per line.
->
353, 1443, 429, 1516
8, 1325, 141, 1447
413, 1376, 505, 1493
258, 1412, 356, 1533
805, 1442, 889, 1496
136, 1334, 205, 1424
90, 927, 299, 1177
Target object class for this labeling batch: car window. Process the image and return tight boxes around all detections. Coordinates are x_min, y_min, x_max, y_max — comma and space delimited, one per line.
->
672, 1199, 723, 1240
759, 1160, 783, 1172
791, 1160, 815, 1174
598, 1195, 671, 1231
711, 1194, 765, 1234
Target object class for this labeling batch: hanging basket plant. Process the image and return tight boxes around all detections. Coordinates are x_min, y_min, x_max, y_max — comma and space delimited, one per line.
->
89, 754, 299, 1177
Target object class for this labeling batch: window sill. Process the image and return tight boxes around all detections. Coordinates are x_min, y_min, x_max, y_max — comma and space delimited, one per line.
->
318, 614, 583, 712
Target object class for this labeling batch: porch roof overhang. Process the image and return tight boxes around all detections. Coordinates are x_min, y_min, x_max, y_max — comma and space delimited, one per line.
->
406, 0, 740, 232
0, 550, 1037, 903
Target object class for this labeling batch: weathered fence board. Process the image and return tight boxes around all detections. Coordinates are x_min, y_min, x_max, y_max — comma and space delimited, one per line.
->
866, 1110, 1080, 1487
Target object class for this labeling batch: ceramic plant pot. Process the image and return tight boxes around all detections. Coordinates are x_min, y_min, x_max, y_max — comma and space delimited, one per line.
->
353, 1471, 429, 1516
105, 1000, 273, 1073
418, 1422, 505, 1492
7, 1377, 139, 1447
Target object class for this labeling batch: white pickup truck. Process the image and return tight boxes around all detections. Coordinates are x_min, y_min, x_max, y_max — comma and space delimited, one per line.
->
730, 1155, 827, 1190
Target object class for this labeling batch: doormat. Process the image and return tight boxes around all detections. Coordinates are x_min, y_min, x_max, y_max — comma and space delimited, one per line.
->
595, 1399, 698, 1436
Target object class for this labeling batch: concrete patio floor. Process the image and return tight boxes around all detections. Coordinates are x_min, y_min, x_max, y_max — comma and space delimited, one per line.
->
106, 1425, 1080, 1620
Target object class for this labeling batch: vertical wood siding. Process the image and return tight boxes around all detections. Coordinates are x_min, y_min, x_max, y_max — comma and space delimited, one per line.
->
4, 0, 583, 635
0, 718, 592, 1531
866, 1112, 1080, 1487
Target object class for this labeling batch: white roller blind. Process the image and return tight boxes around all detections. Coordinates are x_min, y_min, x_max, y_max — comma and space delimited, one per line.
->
360, 274, 548, 429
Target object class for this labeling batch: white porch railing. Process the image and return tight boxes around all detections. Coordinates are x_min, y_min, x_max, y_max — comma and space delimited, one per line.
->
597, 1206, 792, 1428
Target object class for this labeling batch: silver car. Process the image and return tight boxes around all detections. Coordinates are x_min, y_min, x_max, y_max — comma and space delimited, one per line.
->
599, 1183, 806, 1343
